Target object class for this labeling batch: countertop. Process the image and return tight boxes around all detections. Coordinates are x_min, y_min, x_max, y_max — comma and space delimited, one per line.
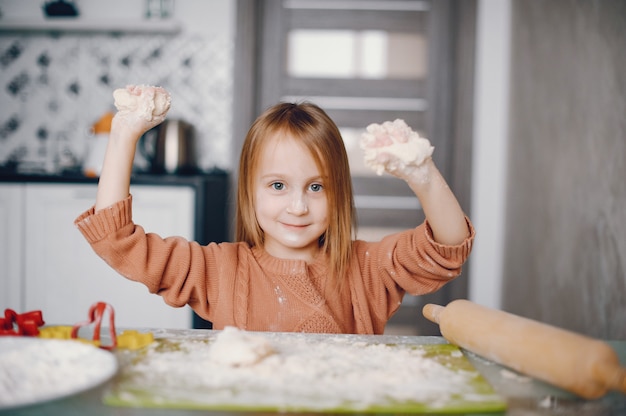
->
1, 331, 624, 416
0, 169, 227, 185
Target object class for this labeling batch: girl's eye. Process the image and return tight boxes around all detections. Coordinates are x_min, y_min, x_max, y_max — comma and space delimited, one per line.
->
271, 182, 285, 191
309, 183, 323, 192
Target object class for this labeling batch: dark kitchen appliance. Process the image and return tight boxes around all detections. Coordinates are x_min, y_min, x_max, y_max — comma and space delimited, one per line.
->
140, 119, 197, 174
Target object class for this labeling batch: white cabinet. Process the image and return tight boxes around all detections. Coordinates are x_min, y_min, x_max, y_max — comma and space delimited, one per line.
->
2, 182, 197, 329
0, 184, 23, 311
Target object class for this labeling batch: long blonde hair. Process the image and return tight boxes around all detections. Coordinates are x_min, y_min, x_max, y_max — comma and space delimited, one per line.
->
236, 102, 356, 284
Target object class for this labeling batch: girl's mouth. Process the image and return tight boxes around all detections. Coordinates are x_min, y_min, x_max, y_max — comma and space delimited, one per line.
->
281, 222, 308, 230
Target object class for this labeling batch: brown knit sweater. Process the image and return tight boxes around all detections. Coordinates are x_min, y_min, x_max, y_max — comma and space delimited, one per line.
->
75, 195, 474, 334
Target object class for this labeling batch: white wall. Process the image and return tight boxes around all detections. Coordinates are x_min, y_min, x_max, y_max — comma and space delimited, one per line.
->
174, 0, 235, 37
468, 0, 512, 309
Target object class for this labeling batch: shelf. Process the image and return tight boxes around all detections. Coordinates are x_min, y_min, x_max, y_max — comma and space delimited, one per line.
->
0, 18, 182, 34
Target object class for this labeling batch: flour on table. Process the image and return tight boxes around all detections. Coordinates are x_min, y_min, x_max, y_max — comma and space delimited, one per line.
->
360, 119, 434, 176
500, 368, 531, 382
208, 326, 275, 366
113, 329, 497, 411
113, 85, 170, 122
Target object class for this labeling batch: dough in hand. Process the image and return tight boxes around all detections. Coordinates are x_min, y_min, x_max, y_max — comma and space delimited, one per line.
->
209, 327, 276, 367
113, 85, 171, 121
360, 119, 434, 176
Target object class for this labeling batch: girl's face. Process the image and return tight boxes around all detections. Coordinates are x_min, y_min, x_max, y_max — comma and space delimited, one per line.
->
254, 133, 329, 262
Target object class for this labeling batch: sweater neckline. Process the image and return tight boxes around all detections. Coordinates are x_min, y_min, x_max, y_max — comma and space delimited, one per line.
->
251, 246, 328, 276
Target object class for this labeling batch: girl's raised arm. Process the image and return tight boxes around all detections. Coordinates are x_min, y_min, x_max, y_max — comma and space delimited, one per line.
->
403, 159, 469, 246
95, 85, 170, 211
360, 119, 469, 246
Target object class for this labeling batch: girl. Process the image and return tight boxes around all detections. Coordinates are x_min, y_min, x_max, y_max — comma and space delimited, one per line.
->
75, 85, 474, 334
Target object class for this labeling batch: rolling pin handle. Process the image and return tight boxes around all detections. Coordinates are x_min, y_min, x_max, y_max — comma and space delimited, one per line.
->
597, 363, 626, 395
422, 304, 444, 324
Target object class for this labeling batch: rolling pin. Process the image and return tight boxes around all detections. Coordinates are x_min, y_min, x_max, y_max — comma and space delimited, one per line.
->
423, 299, 626, 399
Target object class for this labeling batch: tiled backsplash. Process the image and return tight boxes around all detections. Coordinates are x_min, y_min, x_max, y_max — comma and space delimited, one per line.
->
0, 31, 234, 173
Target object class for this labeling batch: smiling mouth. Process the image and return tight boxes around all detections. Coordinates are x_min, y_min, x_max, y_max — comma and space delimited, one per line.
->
281, 222, 308, 229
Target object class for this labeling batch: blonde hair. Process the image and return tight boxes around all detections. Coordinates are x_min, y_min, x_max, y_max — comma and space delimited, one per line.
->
236, 102, 356, 284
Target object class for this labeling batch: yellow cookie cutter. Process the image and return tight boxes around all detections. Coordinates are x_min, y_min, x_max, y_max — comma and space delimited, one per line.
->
117, 330, 155, 350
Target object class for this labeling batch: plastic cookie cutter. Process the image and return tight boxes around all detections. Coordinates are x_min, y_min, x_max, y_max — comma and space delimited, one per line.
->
71, 302, 117, 350
117, 330, 155, 350
38, 325, 73, 340
0, 309, 45, 336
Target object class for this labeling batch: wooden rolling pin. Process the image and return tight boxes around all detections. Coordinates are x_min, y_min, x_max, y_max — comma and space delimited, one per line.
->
423, 299, 626, 399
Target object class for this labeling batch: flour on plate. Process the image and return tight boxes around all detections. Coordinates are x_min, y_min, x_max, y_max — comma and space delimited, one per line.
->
360, 119, 434, 176
0, 338, 117, 409
113, 85, 170, 121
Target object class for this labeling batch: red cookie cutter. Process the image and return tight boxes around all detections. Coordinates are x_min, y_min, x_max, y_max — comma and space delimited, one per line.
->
0, 309, 45, 336
71, 302, 117, 350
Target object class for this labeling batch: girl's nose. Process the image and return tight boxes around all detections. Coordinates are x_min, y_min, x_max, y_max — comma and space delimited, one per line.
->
287, 196, 308, 215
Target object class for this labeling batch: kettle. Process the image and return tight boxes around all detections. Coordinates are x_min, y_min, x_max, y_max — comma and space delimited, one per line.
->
139, 119, 197, 174
83, 111, 114, 177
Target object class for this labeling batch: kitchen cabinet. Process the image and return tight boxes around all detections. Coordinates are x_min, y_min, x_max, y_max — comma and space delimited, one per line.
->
24, 183, 194, 329
0, 173, 229, 329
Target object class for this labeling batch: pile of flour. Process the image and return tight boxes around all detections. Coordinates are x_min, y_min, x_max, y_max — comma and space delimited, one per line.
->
0, 338, 117, 408
208, 326, 275, 366
116, 328, 487, 411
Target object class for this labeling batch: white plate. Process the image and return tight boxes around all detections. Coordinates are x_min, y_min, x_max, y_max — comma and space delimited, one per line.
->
0, 337, 118, 410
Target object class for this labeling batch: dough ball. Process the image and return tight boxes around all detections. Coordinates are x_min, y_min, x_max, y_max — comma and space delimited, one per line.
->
113, 85, 171, 121
209, 327, 276, 367
360, 119, 434, 176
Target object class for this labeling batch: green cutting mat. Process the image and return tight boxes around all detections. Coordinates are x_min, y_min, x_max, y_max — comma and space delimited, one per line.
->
105, 331, 506, 414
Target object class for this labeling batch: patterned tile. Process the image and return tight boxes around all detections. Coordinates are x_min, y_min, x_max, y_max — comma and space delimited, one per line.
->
0, 32, 234, 173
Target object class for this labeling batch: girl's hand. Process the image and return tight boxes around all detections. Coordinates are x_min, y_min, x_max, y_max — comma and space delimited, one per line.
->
360, 119, 469, 245
360, 119, 434, 182
94, 85, 170, 211
111, 85, 171, 139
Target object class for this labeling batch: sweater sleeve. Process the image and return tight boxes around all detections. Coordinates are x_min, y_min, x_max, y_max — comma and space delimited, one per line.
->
353, 217, 475, 322
74, 195, 218, 315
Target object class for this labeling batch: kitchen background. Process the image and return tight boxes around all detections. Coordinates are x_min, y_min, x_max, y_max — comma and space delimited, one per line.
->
1, 0, 624, 338
0, 0, 235, 173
